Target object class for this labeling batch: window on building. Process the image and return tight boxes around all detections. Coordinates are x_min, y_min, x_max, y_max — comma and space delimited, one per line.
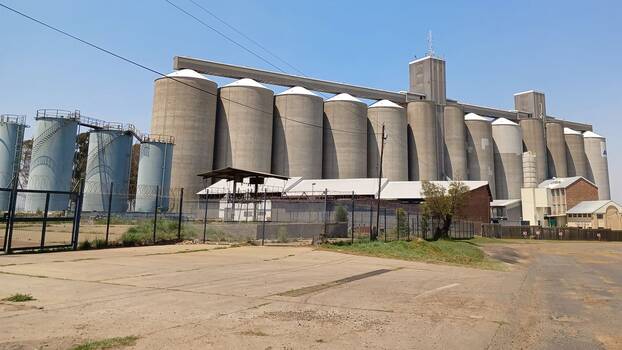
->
597, 214, 603, 219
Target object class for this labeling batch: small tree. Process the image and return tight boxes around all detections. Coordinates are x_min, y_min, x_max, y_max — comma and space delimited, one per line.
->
335, 205, 348, 223
420, 181, 469, 241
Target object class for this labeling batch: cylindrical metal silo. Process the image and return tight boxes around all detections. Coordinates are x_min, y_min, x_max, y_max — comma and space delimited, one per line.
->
215, 78, 274, 173
465, 113, 495, 197
151, 69, 217, 200
584, 131, 610, 200
519, 118, 547, 184
564, 127, 587, 178
522, 152, 537, 188
272, 86, 323, 178
82, 129, 133, 212
545, 122, 568, 178
25, 110, 78, 212
407, 100, 438, 180
492, 118, 523, 199
443, 105, 467, 181
135, 135, 174, 213
367, 100, 408, 181
322, 93, 367, 179
0, 115, 27, 210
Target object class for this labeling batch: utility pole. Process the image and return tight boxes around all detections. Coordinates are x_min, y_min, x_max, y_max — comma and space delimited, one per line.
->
374, 124, 386, 241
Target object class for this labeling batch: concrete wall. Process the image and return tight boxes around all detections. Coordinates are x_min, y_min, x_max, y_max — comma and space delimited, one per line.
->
407, 100, 438, 180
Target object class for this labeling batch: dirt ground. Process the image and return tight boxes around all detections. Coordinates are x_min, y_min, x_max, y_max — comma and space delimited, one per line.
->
0, 223, 134, 249
0, 241, 621, 349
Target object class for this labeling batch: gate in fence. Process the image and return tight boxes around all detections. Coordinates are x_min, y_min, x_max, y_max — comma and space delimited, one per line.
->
1, 182, 84, 254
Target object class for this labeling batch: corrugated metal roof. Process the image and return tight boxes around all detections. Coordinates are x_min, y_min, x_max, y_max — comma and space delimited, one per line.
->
490, 199, 522, 208
284, 178, 388, 197
567, 200, 622, 214
379, 181, 489, 200
197, 176, 302, 195
538, 176, 595, 189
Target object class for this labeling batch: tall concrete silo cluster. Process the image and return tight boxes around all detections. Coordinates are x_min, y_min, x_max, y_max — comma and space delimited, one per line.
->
492, 118, 523, 199
323, 94, 368, 179
82, 128, 133, 212
272, 87, 323, 179
0, 115, 27, 210
151, 69, 217, 200
407, 100, 438, 180
26, 110, 79, 212
583, 131, 610, 200
215, 78, 274, 173
465, 113, 494, 197
564, 127, 587, 177
135, 135, 174, 212
367, 100, 408, 181
443, 105, 467, 181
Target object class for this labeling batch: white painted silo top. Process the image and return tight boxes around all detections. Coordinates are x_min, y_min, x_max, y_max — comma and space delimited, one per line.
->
277, 86, 319, 97
491, 117, 518, 126
464, 113, 493, 122
166, 69, 211, 81
224, 78, 269, 90
583, 131, 604, 139
327, 93, 363, 103
369, 99, 403, 109
563, 127, 582, 135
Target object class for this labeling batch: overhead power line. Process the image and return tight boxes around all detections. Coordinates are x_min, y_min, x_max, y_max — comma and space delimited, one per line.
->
0, 2, 367, 135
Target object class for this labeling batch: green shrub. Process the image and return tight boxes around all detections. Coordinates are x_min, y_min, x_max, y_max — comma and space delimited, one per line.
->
335, 205, 348, 223
79, 240, 92, 250
93, 239, 107, 249
120, 219, 199, 246
2, 293, 35, 302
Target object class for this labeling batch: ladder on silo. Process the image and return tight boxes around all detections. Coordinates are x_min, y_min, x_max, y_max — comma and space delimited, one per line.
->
9, 125, 25, 188
72, 131, 125, 192
31, 120, 67, 155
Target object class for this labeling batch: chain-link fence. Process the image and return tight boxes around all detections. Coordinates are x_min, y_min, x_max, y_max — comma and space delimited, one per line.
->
482, 224, 622, 241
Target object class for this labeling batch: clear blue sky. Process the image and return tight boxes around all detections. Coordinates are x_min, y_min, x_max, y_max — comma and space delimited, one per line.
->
1, 0, 620, 200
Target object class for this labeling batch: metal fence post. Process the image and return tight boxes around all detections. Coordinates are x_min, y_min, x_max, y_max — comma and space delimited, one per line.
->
407, 211, 410, 241
5, 179, 19, 253
105, 182, 114, 246
322, 189, 328, 241
351, 191, 355, 244
72, 180, 85, 250
261, 188, 267, 246
177, 188, 184, 240
40, 193, 50, 249
203, 189, 209, 243
384, 207, 387, 242
396, 208, 400, 241
369, 203, 373, 240
153, 185, 159, 244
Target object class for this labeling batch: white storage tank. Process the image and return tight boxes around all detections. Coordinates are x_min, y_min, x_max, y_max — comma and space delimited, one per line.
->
367, 100, 408, 181
0, 115, 27, 210
135, 135, 174, 213
323, 93, 367, 179
215, 78, 274, 173
272, 86, 323, 178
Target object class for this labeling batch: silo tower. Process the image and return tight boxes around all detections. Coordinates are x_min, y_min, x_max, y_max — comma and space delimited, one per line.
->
135, 134, 174, 213
0, 114, 27, 210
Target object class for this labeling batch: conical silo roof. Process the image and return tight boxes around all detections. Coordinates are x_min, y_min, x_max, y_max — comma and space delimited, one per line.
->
563, 127, 582, 135
464, 113, 493, 122
223, 78, 270, 90
583, 131, 604, 138
491, 117, 518, 126
369, 99, 403, 109
277, 86, 319, 97
165, 69, 211, 81
326, 93, 363, 103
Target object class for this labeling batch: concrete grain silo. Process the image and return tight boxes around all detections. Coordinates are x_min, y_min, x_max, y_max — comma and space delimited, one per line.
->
465, 113, 495, 197
0, 115, 26, 210
407, 100, 438, 180
135, 135, 174, 213
214, 78, 274, 173
443, 105, 467, 181
522, 152, 537, 188
367, 100, 408, 181
272, 86, 323, 178
492, 118, 523, 199
545, 122, 567, 178
564, 127, 587, 178
583, 131, 610, 200
322, 93, 367, 179
25, 110, 79, 212
151, 69, 217, 200
82, 129, 133, 212
519, 118, 547, 184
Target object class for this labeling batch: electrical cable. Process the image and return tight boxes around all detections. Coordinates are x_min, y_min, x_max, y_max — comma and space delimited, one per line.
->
0, 2, 368, 135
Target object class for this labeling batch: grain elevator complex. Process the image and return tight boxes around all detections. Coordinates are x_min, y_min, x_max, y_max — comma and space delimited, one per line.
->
151, 55, 611, 213
0, 54, 612, 227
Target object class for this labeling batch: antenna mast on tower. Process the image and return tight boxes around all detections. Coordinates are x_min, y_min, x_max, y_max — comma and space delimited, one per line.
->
427, 30, 435, 57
